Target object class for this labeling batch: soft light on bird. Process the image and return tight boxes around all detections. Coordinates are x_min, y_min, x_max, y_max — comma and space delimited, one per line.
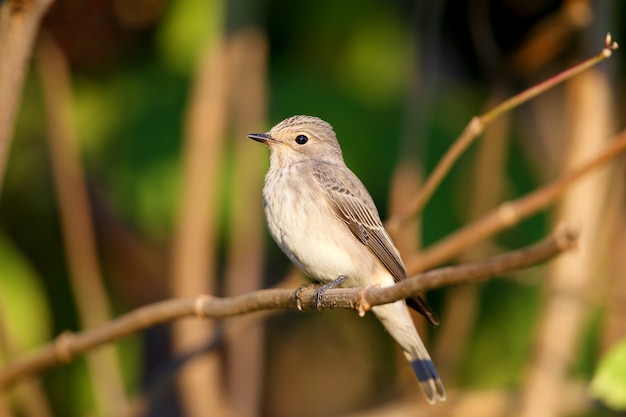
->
248, 115, 446, 403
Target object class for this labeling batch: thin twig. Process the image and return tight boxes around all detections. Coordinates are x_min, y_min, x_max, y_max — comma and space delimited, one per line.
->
386, 34, 619, 231
0, 224, 578, 389
405, 127, 626, 274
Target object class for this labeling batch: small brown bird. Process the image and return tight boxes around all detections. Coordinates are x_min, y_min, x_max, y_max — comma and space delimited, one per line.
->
249, 115, 445, 403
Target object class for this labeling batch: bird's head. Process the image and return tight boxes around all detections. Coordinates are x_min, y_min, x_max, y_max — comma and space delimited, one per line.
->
248, 115, 344, 168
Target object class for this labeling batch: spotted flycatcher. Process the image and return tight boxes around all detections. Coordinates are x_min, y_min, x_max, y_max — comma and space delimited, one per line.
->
248, 115, 445, 403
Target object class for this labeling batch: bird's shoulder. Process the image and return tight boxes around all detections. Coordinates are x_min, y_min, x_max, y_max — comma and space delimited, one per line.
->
310, 161, 381, 224
310, 161, 408, 282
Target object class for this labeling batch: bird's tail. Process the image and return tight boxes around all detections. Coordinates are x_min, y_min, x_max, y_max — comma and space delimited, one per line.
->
405, 353, 446, 403
372, 300, 446, 404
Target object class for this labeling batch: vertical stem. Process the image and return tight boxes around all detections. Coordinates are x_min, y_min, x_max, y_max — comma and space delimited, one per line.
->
223, 29, 267, 417
434, 88, 512, 382
518, 69, 613, 417
36, 34, 129, 417
170, 37, 232, 417
388, 160, 425, 389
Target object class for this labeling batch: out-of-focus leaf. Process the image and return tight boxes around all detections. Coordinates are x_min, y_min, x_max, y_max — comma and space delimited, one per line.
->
590, 337, 626, 410
74, 67, 186, 240
0, 232, 51, 358
336, 11, 410, 106
460, 281, 539, 387
156, 0, 224, 73
73, 78, 124, 156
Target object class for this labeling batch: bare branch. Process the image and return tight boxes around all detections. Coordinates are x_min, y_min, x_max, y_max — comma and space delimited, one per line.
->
387, 34, 619, 231
0, 224, 578, 389
406, 128, 626, 273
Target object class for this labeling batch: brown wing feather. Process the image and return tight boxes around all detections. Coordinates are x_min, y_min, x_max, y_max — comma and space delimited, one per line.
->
313, 164, 440, 326
312, 165, 407, 282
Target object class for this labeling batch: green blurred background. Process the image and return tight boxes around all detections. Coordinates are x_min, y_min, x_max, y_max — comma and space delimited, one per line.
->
1, 0, 625, 416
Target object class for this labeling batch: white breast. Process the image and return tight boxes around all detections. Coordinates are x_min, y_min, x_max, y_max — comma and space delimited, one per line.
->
263, 164, 376, 285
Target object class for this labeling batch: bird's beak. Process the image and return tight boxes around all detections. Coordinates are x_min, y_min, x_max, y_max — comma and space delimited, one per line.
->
247, 133, 277, 144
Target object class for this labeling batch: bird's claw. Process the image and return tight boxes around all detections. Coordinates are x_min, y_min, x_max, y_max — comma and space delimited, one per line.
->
312, 275, 346, 311
293, 275, 347, 311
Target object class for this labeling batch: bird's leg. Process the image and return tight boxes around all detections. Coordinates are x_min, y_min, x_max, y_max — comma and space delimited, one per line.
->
313, 275, 346, 310
293, 281, 321, 311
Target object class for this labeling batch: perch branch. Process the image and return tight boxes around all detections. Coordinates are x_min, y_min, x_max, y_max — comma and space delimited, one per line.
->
0, 224, 578, 389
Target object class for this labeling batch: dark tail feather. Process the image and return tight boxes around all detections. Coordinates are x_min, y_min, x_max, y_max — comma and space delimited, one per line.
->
410, 358, 446, 404
406, 295, 440, 326
371, 300, 445, 403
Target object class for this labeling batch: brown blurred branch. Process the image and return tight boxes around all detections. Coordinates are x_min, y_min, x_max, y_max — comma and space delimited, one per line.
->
0, 0, 55, 195
36, 34, 129, 416
518, 66, 614, 417
224, 28, 268, 417
387, 34, 619, 232
405, 127, 626, 274
504, 0, 592, 76
170, 36, 232, 417
433, 89, 512, 383
0, 224, 578, 389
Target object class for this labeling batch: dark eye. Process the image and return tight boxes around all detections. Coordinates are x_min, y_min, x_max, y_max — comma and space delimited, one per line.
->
295, 134, 308, 145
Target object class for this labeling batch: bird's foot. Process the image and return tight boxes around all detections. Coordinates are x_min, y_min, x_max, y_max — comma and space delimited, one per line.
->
293, 281, 319, 311
313, 275, 346, 311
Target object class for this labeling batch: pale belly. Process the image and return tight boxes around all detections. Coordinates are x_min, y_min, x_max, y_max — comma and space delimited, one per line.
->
263, 172, 375, 286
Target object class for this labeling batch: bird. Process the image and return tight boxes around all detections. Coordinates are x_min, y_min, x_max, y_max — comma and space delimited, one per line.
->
248, 115, 445, 403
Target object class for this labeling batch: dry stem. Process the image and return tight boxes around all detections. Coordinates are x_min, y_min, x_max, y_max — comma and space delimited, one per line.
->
36, 34, 129, 416
387, 33, 619, 232
170, 37, 231, 417
223, 29, 268, 417
406, 128, 626, 273
0, 225, 578, 389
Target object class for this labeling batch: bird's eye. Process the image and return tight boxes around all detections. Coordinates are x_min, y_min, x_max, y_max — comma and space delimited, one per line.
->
295, 134, 308, 145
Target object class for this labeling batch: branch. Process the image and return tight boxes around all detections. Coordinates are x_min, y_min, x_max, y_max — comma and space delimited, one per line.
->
405, 127, 626, 273
386, 33, 619, 232
36, 34, 129, 416
0, 224, 579, 389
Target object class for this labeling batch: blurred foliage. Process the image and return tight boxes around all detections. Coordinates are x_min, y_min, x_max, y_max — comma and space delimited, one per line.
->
460, 280, 541, 388
74, 67, 187, 240
157, 0, 223, 73
591, 337, 626, 410
0, 232, 51, 354
0, 0, 624, 416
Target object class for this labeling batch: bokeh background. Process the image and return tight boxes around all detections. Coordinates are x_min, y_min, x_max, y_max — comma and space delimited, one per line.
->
1, 0, 625, 416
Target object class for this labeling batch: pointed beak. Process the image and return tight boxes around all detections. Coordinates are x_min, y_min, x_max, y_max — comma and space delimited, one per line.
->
247, 132, 276, 144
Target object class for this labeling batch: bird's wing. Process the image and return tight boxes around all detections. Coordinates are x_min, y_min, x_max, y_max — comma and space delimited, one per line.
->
312, 163, 440, 326
312, 164, 407, 283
